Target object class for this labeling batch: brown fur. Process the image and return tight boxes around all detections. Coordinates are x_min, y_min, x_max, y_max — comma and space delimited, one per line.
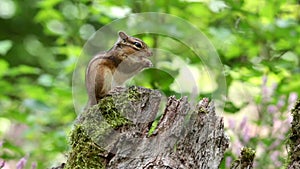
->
85, 31, 152, 108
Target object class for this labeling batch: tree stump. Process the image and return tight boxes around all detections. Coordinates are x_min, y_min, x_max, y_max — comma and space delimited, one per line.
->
64, 86, 230, 169
288, 100, 300, 169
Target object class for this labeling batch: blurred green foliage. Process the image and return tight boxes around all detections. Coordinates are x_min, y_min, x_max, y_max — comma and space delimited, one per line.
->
0, 0, 299, 168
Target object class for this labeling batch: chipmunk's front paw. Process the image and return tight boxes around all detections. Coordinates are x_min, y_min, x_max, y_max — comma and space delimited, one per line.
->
143, 59, 153, 68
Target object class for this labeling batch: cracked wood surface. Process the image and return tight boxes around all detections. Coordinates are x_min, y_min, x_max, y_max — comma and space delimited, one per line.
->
67, 87, 229, 169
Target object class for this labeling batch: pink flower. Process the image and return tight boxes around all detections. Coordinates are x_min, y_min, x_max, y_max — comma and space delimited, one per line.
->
267, 105, 277, 114
228, 118, 236, 130
225, 156, 232, 168
288, 92, 298, 110
277, 96, 285, 109
270, 151, 281, 167
16, 157, 27, 169
0, 160, 5, 168
239, 116, 247, 130
31, 162, 37, 169
242, 126, 250, 143
262, 75, 267, 85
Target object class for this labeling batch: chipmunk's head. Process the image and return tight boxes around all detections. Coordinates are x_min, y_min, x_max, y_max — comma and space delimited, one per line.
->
116, 31, 152, 57
115, 31, 153, 68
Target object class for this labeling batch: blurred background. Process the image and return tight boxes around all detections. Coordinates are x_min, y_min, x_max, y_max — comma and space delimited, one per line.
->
0, 0, 299, 168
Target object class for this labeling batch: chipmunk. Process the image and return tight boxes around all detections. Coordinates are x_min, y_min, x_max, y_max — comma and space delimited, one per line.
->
85, 31, 153, 107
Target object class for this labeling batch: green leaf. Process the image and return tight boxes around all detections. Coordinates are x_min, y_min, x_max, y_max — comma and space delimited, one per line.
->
0, 40, 13, 55
0, 59, 9, 77
7, 65, 40, 76
36, 0, 62, 8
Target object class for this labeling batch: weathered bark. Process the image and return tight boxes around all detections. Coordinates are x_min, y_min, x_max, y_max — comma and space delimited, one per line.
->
64, 86, 229, 169
288, 100, 300, 169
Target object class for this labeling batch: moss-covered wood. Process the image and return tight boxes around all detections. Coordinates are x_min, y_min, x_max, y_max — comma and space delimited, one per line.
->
62, 86, 229, 168
230, 147, 255, 169
65, 126, 106, 169
288, 99, 300, 169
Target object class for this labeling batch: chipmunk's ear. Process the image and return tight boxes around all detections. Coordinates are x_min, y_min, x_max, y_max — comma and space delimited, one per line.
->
118, 31, 129, 41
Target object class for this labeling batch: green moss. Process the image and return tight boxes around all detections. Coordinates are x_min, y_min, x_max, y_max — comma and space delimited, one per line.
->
127, 86, 143, 101
231, 147, 255, 168
64, 125, 106, 169
98, 96, 131, 128
65, 87, 144, 168
240, 147, 255, 163
198, 107, 208, 114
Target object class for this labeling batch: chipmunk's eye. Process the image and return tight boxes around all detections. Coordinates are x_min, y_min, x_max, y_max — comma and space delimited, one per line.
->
134, 42, 142, 48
